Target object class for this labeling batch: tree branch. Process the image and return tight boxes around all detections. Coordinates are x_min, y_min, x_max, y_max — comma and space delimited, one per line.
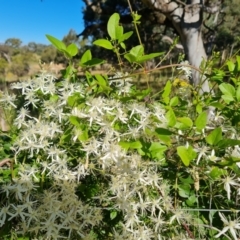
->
0, 158, 11, 167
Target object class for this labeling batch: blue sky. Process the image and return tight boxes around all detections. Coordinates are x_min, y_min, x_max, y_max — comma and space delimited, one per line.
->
0, 0, 85, 45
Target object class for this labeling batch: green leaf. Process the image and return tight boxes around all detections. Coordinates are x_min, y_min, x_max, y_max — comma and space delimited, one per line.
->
169, 96, 179, 106
236, 85, 240, 101
221, 94, 235, 103
162, 80, 172, 104
80, 49, 92, 65
132, 12, 142, 22
110, 211, 118, 220
210, 101, 225, 109
95, 74, 107, 86
186, 195, 197, 206
155, 135, 171, 145
124, 53, 136, 63
217, 139, 240, 148
118, 31, 133, 43
177, 145, 196, 167
178, 184, 191, 198
226, 60, 235, 72
205, 127, 222, 146
81, 58, 105, 67
166, 109, 176, 127
209, 167, 225, 180
219, 83, 235, 95
129, 141, 142, 149
60, 128, 72, 143
236, 55, 240, 72
46, 34, 66, 51
107, 13, 120, 40
155, 128, 172, 145
149, 142, 167, 160
155, 128, 173, 135
78, 129, 89, 142
119, 141, 142, 151
196, 103, 203, 114
210, 69, 225, 82
116, 25, 123, 40
69, 116, 81, 127
120, 42, 126, 50
177, 117, 193, 129
129, 45, 144, 58
195, 111, 207, 131
136, 52, 164, 63
66, 43, 78, 57
93, 39, 113, 50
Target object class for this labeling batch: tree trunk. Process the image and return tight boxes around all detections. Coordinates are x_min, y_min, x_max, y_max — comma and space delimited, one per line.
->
143, 0, 210, 93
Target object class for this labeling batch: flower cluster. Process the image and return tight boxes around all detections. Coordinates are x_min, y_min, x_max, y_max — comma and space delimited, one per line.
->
0, 69, 240, 240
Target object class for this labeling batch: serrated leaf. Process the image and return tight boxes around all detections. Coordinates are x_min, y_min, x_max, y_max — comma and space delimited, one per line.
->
205, 127, 222, 146
195, 111, 207, 131
93, 39, 113, 50
66, 43, 78, 57
107, 13, 120, 40
177, 145, 196, 166
46, 34, 66, 51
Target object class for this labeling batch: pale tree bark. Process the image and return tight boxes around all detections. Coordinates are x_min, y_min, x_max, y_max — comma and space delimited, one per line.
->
142, 0, 222, 94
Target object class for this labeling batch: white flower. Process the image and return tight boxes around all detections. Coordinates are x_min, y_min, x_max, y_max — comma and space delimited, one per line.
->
24, 90, 39, 108
222, 174, 240, 200
195, 146, 210, 165
0, 91, 17, 108
177, 60, 192, 79
0, 205, 9, 227
208, 149, 220, 162
8, 204, 27, 221
215, 212, 240, 240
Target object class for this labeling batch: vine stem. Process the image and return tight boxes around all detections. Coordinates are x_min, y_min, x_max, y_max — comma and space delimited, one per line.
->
126, 0, 143, 47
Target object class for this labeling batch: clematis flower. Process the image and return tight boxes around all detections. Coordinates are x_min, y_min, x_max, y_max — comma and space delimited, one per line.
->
215, 212, 240, 240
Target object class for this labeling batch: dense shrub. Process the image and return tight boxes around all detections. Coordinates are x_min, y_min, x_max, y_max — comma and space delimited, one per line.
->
0, 13, 240, 240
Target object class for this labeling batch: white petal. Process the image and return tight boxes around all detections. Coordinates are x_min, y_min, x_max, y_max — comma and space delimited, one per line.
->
214, 226, 229, 238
